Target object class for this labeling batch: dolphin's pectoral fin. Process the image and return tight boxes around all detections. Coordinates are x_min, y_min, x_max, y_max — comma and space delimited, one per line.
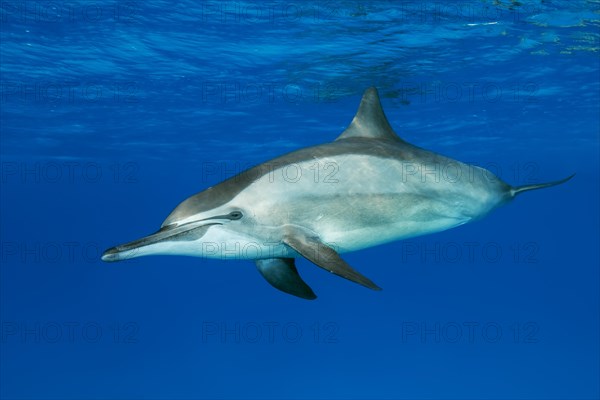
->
255, 258, 317, 300
282, 227, 382, 292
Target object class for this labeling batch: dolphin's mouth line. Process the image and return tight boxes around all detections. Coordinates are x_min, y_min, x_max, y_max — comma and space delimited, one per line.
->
160, 210, 243, 231
102, 221, 221, 261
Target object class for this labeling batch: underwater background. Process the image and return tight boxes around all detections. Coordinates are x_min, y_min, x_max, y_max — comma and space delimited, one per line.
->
1, 1, 599, 399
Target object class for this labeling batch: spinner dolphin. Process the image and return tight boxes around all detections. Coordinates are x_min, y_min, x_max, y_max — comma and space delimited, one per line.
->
102, 87, 573, 299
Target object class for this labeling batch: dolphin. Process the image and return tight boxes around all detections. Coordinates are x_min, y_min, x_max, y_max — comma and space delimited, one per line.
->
102, 87, 573, 300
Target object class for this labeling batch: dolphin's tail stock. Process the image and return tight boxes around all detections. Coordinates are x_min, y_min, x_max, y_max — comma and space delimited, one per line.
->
510, 174, 575, 197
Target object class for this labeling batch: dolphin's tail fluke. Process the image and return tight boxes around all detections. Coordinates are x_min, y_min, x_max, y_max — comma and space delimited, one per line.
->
510, 174, 575, 197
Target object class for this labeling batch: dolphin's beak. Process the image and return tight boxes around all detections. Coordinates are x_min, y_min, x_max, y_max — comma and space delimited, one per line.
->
101, 221, 219, 262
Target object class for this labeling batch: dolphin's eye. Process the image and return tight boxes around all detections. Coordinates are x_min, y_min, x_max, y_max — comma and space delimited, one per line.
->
229, 211, 243, 220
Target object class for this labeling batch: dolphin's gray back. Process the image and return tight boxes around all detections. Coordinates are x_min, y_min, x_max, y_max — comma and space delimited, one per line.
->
162, 87, 513, 235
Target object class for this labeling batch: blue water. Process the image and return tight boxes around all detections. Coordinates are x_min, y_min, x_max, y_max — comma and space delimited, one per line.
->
1, 1, 599, 399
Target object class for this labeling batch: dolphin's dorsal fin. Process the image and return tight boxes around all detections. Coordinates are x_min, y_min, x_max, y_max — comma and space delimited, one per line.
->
335, 87, 402, 142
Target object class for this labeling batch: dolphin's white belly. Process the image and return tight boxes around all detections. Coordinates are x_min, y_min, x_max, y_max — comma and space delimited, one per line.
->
231, 152, 504, 253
